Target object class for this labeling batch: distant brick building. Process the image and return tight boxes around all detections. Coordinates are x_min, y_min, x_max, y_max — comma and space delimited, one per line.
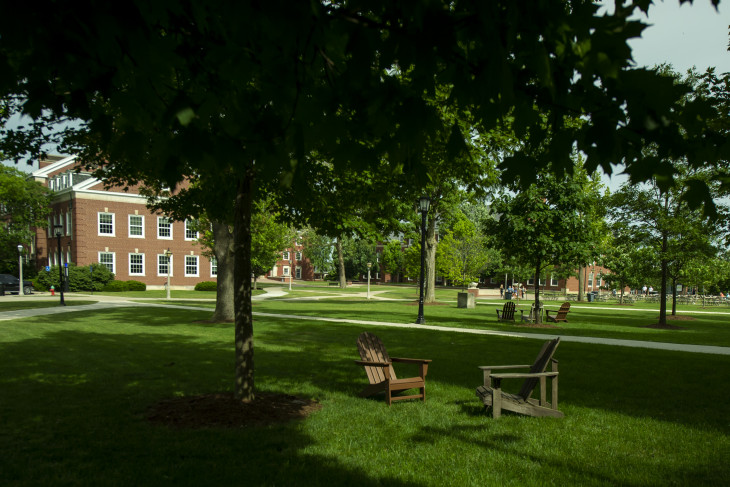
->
31, 156, 216, 290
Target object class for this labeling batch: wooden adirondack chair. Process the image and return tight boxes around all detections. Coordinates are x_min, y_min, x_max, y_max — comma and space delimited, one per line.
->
476, 338, 563, 418
355, 332, 432, 405
496, 301, 517, 322
520, 301, 544, 323
545, 302, 570, 323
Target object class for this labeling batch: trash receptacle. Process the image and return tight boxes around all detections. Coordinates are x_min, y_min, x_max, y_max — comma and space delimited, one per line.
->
587, 292, 594, 302
0, 283, 4, 296
505, 291, 513, 300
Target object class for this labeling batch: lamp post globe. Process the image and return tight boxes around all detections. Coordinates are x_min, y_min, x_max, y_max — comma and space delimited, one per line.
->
416, 196, 430, 324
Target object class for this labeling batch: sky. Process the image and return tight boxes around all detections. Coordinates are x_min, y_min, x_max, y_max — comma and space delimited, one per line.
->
3, 1, 729, 177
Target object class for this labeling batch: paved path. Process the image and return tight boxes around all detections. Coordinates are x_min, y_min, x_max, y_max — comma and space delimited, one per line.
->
2, 289, 729, 355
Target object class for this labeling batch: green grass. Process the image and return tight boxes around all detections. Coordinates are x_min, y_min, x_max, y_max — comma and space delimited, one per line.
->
248, 297, 730, 347
0, 305, 728, 485
0, 300, 98, 311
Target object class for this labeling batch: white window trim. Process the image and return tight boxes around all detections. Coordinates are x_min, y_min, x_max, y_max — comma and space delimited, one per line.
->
283, 266, 291, 276
184, 255, 199, 277
157, 254, 173, 277
184, 219, 199, 241
282, 251, 290, 261
157, 216, 173, 240
550, 275, 559, 287
65, 211, 71, 236
98, 212, 115, 237
210, 256, 218, 277
129, 253, 145, 276
128, 215, 145, 239
526, 278, 534, 285
295, 266, 302, 279
99, 251, 116, 274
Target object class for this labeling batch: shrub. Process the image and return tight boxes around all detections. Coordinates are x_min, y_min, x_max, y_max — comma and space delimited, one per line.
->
102, 280, 129, 292
127, 280, 146, 291
35, 263, 115, 292
194, 281, 217, 291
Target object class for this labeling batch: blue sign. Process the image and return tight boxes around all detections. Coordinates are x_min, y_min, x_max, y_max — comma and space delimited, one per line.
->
64, 262, 68, 268
90, 265, 93, 273
45, 266, 50, 272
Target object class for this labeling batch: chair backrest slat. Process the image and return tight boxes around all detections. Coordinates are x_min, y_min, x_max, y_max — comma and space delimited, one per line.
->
517, 338, 560, 400
357, 332, 396, 383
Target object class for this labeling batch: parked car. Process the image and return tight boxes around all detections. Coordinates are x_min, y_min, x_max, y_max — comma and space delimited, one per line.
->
0, 274, 34, 295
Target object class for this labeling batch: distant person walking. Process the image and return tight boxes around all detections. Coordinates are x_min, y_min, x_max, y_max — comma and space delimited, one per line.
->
500, 284, 504, 298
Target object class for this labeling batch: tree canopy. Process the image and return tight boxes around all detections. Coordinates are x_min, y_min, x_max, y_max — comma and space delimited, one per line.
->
1, 0, 726, 398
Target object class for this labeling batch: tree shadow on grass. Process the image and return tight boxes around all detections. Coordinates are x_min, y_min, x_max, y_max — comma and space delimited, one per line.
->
0, 319, 424, 486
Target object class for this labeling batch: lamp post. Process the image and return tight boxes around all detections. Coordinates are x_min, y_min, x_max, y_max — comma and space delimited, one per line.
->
416, 196, 430, 324
367, 262, 372, 299
164, 249, 172, 300
54, 225, 65, 306
17, 244, 24, 295
289, 257, 293, 291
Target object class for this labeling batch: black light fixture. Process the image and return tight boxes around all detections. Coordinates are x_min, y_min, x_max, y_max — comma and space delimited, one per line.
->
53, 224, 66, 306
416, 196, 430, 324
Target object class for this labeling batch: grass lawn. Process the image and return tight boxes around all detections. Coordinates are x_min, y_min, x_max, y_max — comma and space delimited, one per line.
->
0, 300, 98, 311
0, 304, 728, 485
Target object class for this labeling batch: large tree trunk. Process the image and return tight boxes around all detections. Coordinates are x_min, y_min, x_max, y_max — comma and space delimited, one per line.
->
424, 217, 437, 303
336, 237, 347, 289
577, 265, 585, 302
234, 173, 254, 401
210, 220, 234, 322
658, 231, 668, 326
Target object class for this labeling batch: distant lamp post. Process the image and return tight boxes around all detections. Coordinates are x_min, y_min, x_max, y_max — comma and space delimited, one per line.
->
416, 196, 430, 324
17, 244, 24, 295
289, 257, 293, 291
54, 225, 65, 306
367, 262, 372, 300
164, 249, 172, 300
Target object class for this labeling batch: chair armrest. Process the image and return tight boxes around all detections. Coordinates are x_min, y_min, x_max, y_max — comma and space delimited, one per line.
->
489, 371, 559, 379
391, 357, 432, 364
478, 365, 530, 370
354, 360, 391, 367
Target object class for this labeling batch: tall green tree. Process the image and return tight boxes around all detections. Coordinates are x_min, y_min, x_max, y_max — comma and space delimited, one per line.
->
382, 239, 405, 283
436, 214, 498, 291
2, 0, 727, 400
0, 165, 51, 273
301, 228, 334, 279
487, 163, 604, 321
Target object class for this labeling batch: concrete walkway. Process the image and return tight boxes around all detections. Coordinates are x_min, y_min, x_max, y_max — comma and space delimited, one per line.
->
2, 289, 730, 355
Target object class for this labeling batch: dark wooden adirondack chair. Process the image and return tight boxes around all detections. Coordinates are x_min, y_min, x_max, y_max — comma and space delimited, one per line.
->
475, 338, 563, 418
355, 332, 432, 405
496, 301, 517, 322
545, 302, 571, 323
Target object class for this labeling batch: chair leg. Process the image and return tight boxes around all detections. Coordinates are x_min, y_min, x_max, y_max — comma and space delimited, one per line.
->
491, 388, 502, 418
420, 386, 426, 402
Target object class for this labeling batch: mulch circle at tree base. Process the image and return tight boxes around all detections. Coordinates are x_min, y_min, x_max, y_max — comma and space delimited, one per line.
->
147, 392, 322, 429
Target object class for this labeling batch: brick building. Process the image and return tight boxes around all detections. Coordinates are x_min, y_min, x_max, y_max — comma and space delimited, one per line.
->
31, 156, 217, 290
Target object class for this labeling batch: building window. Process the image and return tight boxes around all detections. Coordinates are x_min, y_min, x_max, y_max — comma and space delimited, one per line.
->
129, 253, 144, 276
295, 251, 302, 260
129, 215, 144, 238
210, 256, 218, 277
282, 251, 290, 261
65, 211, 72, 236
526, 278, 534, 285
157, 217, 172, 239
98, 212, 114, 236
295, 266, 302, 279
99, 252, 115, 274
538, 278, 545, 286
551, 275, 559, 287
185, 255, 199, 277
47, 217, 52, 237
158, 254, 172, 277
588, 272, 594, 287
283, 266, 290, 276
185, 220, 198, 240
